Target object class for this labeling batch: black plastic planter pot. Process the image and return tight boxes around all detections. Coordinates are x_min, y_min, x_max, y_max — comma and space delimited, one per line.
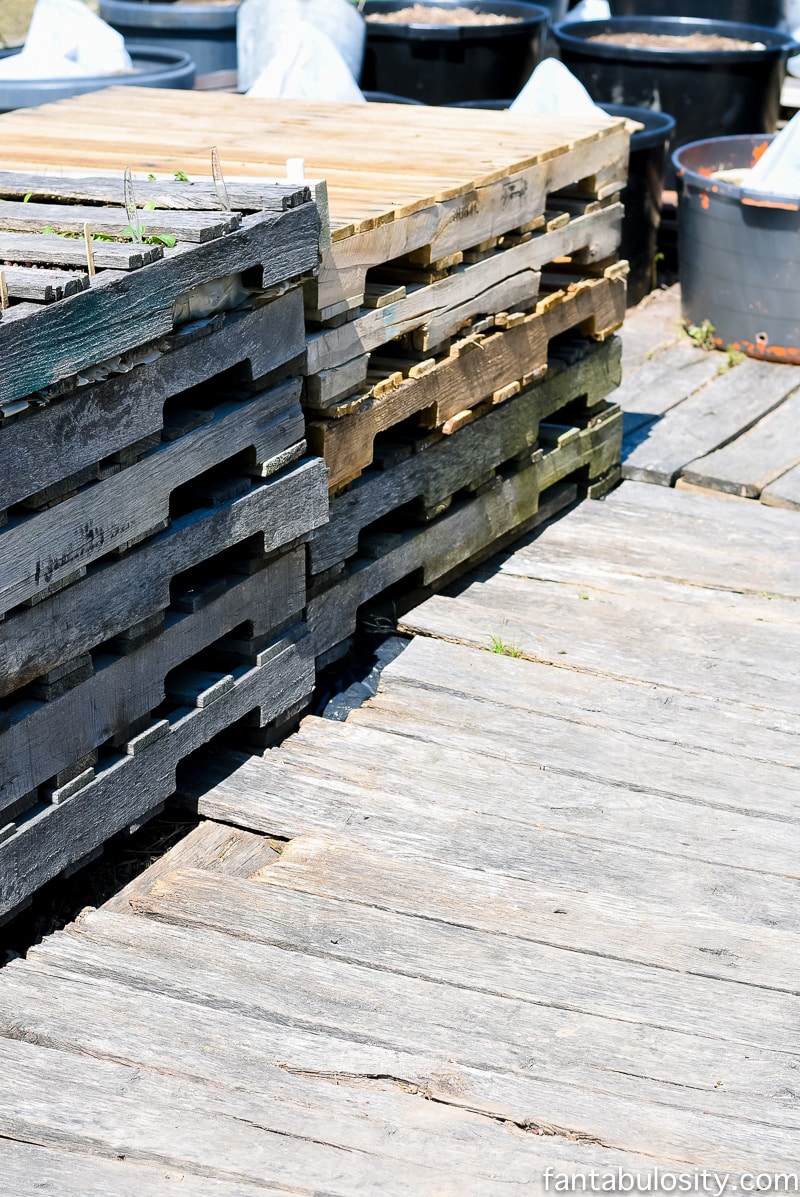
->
0, 43, 195, 113
674, 135, 800, 364
361, 0, 549, 105
99, 0, 237, 82
553, 17, 800, 182
608, 0, 788, 27
448, 97, 674, 305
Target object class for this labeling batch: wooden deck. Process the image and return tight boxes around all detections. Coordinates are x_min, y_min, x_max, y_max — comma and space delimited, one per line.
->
0, 295, 798, 1190
617, 285, 800, 505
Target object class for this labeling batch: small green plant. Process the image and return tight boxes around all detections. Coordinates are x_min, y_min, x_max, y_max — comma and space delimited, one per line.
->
684, 319, 717, 351
174, 169, 190, 183
488, 625, 524, 658
718, 345, 746, 375
147, 173, 157, 181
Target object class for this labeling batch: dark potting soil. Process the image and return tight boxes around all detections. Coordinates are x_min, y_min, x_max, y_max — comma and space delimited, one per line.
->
587, 31, 764, 51
367, 5, 524, 24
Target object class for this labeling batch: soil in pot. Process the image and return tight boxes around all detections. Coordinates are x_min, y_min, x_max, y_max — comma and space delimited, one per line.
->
367, 5, 524, 22
361, 0, 548, 105
587, 31, 764, 49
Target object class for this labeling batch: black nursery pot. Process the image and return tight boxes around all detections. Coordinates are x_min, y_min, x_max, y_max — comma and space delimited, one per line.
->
0, 43, 195, 113
361, 0, 549, 105
552, 17, 800, 181
674, 135, 800, 364
608, 0, 788, 27
99, 0, 238, 81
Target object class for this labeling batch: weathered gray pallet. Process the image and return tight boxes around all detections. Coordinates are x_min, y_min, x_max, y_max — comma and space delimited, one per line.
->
0, 458, 327, 701
0, 230, 164, 271
0, 626, 314, 922
0, 204, 319, 404
0, 377, 307, 616
0, 171, 310, 212
1, 545, 307, 821
680, 390, 800, 499
305, 205, 623, 379
307, 275, 625, 489
0, 291, 305, 512
309, 336, 621, 576
308, 406, 622, 658
0, 199, 242, 242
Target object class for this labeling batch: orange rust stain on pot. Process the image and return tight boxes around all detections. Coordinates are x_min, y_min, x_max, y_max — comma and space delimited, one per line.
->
742, 197, 800, 211
752, 141, 769, 164
699, 193, 710, 210
741, 340, 800, 363
698, 166, 714, 177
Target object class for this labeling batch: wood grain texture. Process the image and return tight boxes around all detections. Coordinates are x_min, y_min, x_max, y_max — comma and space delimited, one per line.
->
0, 457, 328, 699
1, 547, 306, 814
0, 205, 319, 404
0, 291, 306, 512
0, 629, 313, 918
0, 379, 305, 615
681, 389, 800, 498
309, 339, 621, 574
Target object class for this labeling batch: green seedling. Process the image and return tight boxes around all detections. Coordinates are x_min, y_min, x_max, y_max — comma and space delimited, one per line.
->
684, 319, 717, 351
174, 169, 190, 182
488, 626, 524, 658
718, 345, 746, 374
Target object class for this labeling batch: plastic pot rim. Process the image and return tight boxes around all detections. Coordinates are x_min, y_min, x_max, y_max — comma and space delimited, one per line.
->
0, 42, 195, 88
99, 0, 239, 30
364, 0, 549, 41
447, 97, 675, 152
553, 16, 800, 64
673, 133, 800, 211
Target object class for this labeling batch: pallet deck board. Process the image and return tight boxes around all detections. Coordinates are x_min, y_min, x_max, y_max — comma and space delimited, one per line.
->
617, 285, 800, 499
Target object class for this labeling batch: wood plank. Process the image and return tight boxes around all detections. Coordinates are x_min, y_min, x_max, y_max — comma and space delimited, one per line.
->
251, 833, 800, 994
24, 911, 800, 1168
0, 205, 318, 405
612, 339, 720, 437
621, 357, 799, 485
193, 740, 800, 932
0, 264, 89, 302
0, 230, 163, 269
619, 285, 683, 373
0, 380, 305, 615
0, 458, 327, 700
0, 171, 309, 212
0, 630, 314, 919
0, 1138, 272, 1197
681, 390, 800, 497
505, 487, 800, 599
762, 461, 800, 510
0, 200, 241, 242
400, 570, 800, 718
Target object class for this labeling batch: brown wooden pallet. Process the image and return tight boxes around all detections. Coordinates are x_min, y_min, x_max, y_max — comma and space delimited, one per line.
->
0, 291, 305, 509
308, 274, 625, 491
304, 203, 623, 388
0, 193, 318, 405
0, 625, 314, 923
309, 336, 622, 579
308, 403, 623, 660
0, 90, 630, 319
0, 375, 311, 619
0, 458, 327, 704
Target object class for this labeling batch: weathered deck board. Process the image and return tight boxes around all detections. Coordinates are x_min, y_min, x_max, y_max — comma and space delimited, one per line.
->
616, 285, 800, 500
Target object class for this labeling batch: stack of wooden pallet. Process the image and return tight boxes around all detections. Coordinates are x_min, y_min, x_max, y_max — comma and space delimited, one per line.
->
0, 173, 326, 922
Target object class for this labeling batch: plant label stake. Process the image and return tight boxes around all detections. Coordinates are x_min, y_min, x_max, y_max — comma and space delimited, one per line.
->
286, 158, 306, 184
211, 147, 231, 213
83, 222, 96, 279
123, 167, 143, 243
0, 269, 7, 312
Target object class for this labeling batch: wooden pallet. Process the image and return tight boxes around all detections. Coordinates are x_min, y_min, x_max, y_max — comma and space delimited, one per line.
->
308, 273, 625, 491
308, 399, 623, 660
1, 541, 307, 826
0, 458, 327, 703
304, 204, 624, 386
0, 374, 311, 618
0, 291, 305, 511
0, 625, 315, 923
309, 336, 622, 579
0, 90, 631, 317
0, 169, 318, 404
